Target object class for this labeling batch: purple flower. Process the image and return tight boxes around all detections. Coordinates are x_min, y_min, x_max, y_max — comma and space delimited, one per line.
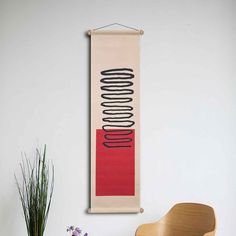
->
72, 231, 79, 236
75, 227, 82, 234
67, 225, 87, 236
67, 226, 75, 232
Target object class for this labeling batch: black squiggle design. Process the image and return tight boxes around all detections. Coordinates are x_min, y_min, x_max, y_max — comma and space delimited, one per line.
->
100, 68, 135, 148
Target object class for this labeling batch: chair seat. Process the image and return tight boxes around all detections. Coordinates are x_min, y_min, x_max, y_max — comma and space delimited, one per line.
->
135, 203, 216, 236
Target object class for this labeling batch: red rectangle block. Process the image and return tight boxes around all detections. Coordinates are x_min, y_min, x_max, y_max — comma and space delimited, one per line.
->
96, 129, 135, 196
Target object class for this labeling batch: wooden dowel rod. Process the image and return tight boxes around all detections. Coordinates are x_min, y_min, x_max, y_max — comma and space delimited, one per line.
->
87, 30, 144, 36
88, 207, 144, 213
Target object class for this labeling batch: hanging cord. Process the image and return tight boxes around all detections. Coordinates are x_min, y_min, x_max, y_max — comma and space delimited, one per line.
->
93, 23, 140, 32
87, 23, 144, 36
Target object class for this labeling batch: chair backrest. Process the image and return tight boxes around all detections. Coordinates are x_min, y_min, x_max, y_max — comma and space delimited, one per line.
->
135, 203, 216, 236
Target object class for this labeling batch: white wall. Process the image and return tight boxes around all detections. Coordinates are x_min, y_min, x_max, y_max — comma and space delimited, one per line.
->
1, 0, 236, 235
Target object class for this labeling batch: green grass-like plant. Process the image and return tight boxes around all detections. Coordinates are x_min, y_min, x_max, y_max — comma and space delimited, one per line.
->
15, 145, 54, 236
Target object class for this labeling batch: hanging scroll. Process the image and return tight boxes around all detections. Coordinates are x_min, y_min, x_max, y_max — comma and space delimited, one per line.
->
88, 27, 143, 213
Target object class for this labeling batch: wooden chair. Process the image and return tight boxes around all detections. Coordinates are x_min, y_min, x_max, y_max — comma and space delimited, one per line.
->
135, 203, 216, 236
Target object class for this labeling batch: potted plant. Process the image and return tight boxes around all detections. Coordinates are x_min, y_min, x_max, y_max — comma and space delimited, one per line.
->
15, 145, 54, 236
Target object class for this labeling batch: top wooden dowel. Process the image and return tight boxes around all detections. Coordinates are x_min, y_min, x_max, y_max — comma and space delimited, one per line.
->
87, 30, 144, 36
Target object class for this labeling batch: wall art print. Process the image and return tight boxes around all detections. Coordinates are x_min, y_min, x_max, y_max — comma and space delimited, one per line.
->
88, 28, 143, 213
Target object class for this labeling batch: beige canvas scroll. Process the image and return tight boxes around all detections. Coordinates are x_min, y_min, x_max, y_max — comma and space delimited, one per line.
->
88, 29, 142, 213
